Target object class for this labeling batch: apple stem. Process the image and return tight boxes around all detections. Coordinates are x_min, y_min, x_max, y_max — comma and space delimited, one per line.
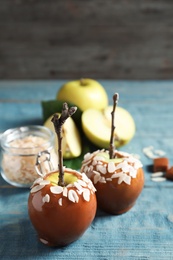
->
109, 93, 119, 159
51, 103, 77, 186
80, 78, 87, 86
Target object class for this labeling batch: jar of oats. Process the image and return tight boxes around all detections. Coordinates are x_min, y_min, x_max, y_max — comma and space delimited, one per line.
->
0, 125, 58, 187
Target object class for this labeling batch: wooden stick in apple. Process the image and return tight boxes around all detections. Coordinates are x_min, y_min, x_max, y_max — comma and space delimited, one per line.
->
109, 93, 119, 159
51, 103, 77, 186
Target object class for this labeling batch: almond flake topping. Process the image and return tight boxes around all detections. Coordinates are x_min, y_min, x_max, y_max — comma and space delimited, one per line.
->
118, 173, 127, 184
66, 183, 73, 188
83, 188, 90, 202
94, 174, 101, 184
82, 160, 91, 167
40, 238, 49, 244
30, 167, 96, 204
42, 194, 50, 203
94, 155, 105, 161
30, 178, 42, 189
32, 177, 44, 186
31, 184, 46, 193
58, 198, 63, 206
99, 176, 106, 183
82, 150, 143, 186
106, 178, 112, 181
83, 165, 89, 173
124, 174, 131, 185
151, 177, 166, 182
122, 163, 130, 173
63, 187, 68, 197
96, 164, 107, 174
82, 173, 90, 182
108, 162, 116, 173
39, 180, 51, 186
78, 179, 87, 187
68, 189, 79, 203
89, 181, 96, 192
50, 185, 63, 194
97, 161, 103, 165
89, 165, 93, 171
115, 162, 126, 170
30, 177, 51, 193
92, 160, 97, 166
111, 172, 123, 179
74, 181, 83, 192
151, 172, 164, 177
154, 149, 166, 156
128, 166, 136, 178
76, 189, 83, 195
93, 170, 101, 175
83, 152, 92, 161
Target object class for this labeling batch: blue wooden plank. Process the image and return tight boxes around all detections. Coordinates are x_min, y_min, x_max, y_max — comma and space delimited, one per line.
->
0, 80, 173, 102
0, 102, 43, 132
1, 80, 173, 259
0, 80, 66, 101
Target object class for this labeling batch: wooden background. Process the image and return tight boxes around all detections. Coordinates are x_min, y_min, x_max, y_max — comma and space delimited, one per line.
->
0, 0, 173, 80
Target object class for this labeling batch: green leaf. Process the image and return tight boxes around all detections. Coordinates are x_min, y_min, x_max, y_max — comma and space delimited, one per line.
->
41, 100, 82, 129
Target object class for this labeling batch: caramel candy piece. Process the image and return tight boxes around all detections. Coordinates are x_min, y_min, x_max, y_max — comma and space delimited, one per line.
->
153, 157, 169, 172
166, 166, 173, 180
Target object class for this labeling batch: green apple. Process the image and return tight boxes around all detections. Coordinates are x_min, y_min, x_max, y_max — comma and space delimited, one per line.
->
44, 114, 82, 159
56, 78, 108, 111
94, 152, 124, 164
45, 171, 79, 186
82, 106, 136, 148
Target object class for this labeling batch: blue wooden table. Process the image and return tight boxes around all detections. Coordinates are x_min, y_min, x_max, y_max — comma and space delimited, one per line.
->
1, 80, 173, 260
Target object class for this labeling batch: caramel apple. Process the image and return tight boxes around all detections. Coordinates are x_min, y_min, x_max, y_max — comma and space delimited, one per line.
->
28, 103, 97, 247
81, 149, 144, 215
81, 94, 144, 215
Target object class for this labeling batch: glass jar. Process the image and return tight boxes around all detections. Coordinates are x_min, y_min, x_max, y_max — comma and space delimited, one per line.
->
0, 125, 58, 188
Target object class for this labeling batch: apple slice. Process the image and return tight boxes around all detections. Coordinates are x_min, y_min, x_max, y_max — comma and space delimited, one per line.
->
82, 106, 136, 148
44, 114, 82, 159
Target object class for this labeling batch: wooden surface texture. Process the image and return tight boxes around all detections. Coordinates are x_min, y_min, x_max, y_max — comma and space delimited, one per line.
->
1, 1, 173, 80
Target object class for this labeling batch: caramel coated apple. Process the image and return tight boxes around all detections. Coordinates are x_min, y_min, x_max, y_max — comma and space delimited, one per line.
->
81, 150, 144, 215
28, 168, 97, 247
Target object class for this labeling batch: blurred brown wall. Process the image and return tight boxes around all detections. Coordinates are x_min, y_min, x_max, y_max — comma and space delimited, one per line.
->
0, 0, 173, 80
